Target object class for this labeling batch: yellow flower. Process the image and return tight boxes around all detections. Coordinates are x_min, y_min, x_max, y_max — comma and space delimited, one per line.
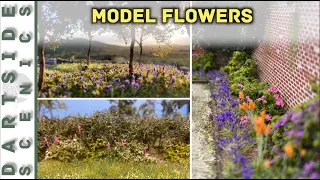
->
248, 101, 256, 110
239, 91, 244, 100
300, 149, 307, 157
284, 143, 294, 158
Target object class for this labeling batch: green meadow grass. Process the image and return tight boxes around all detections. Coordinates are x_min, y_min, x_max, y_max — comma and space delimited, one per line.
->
38, 159, 190, 179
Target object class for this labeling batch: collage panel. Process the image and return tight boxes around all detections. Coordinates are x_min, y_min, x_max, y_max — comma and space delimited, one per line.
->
36, 1, 192, 179
1, 0, 320, 179
37, 99, 190, 179
37, 1, 190, 98
191, 1, 320, 179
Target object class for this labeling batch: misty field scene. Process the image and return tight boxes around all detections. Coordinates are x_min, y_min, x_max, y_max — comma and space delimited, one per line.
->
37, 100, 190, 179
37, 1, 190, 98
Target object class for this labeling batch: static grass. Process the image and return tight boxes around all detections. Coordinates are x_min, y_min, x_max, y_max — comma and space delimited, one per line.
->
38, 159, 190, 179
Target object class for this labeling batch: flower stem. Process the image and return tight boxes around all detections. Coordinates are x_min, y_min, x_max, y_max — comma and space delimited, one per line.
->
257, 135, 264, 165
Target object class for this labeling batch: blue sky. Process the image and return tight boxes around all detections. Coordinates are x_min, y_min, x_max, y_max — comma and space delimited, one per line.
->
41, 100, 189, 118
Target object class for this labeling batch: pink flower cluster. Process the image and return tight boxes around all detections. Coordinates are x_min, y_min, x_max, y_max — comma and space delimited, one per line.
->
107, 142, 110, 149
77, 124, 81, 134
268, 85, 279, 93
238, 84, 246, 91
256, 95, 267, 104
121, 139, 127, 147
54, 136, 59, 145
246, 96, 252, 103
240, 116, 249, 123
265, 115, 272, 121
274, 94, 284, 107
44, 137, 49, 147
143, 146, 148, 155
268, 85, 285, 107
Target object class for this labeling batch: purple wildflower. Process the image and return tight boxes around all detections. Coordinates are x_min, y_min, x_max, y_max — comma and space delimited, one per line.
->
78, 76, 83, 81
90, 74, 94, 80
310, 172, 320, 179
280, 118, 288, 126
114, 78, 120, 83
94, 81, 100, 86
60, 83, 66, 88
296, 130, 304, 137
125, 79, 130, 85
288, 130, 295, 137
82, 84, 88, 90
274, 122, 280, 129
133, 83, 140, 89
241, 167, 253, 179
304, 161, 314, 176
106, 85, 113, 90
272, 146, 278, 152
62, 75, 66, 80
231, 101, 238, 108
171, 78, 175, 84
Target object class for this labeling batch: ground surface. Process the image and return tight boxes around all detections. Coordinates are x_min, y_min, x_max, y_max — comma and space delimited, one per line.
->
192, 83, 217, 179
38, 159, 189, 179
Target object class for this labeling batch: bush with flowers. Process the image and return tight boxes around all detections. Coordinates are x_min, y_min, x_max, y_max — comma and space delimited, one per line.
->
39, 62, 190, 98
38, 111, 189, 164
44, 138, 87, 162
257, 86, 320, 179
199, 49, 320, 179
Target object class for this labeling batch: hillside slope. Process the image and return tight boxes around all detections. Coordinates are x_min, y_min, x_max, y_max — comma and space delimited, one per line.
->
43, 38, 190, 66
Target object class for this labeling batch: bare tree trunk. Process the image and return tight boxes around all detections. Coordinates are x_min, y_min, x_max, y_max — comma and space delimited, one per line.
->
87, 34, 92, 66
129, 26, 135, 81
139, 29, 143, 64
38, 32, 45, 93
139, 43, 142, 65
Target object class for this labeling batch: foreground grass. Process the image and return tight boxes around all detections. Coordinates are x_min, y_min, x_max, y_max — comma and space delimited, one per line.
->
38, 159, 190, 179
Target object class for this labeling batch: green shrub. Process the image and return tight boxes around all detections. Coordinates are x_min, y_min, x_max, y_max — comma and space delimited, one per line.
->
38, 112, 190, 162
164, 143, 190, 163
192, 52, 215, 72
45, 138, 87, 162
221, 51, 258, 94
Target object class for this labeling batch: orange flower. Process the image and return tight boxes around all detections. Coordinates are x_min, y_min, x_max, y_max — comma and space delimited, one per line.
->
239, 91, 244, 100
254, 116, 266, 136
284, 143, 294, 158
300, 149, 307, 157
239, 103, 248, 112
260, 110, 266, 120
264, 160, 270, 168
248, 101, 256, 110
264, 124, 271, 135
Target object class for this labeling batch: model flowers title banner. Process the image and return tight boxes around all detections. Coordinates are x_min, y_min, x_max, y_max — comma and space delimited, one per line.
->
92, 8, 253, 24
